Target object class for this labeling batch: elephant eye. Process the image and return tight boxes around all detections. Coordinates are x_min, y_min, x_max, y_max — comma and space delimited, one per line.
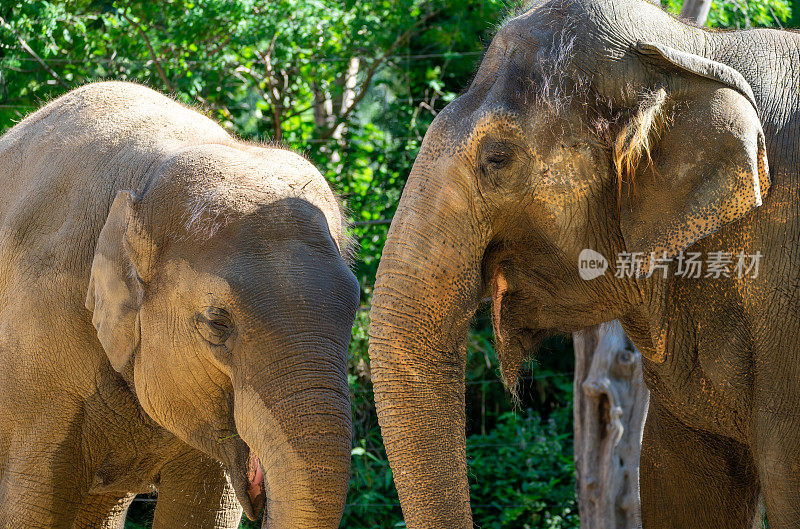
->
480, 142, 517, 179
486, 152, 509, 165
196, 307, 234, 346
484, 151, 511, 169
210, 319, 229, 331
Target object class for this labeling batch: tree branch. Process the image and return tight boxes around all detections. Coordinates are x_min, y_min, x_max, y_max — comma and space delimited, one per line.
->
317, 9, 440, 140
118, 11, 174, 91
255, 34, 284, 141
283, 102, 318, 120
207, 34, 233, 57
0, 16, 68, 88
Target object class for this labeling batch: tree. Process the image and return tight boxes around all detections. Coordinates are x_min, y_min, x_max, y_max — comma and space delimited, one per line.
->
680, 0, 712, 24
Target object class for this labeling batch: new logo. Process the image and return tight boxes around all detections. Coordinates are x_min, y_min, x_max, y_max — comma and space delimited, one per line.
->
578, 249, 608, 280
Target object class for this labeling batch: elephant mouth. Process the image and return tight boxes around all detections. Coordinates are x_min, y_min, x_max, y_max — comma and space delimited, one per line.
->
230, 442, 266, 521
247, 451, 266, 518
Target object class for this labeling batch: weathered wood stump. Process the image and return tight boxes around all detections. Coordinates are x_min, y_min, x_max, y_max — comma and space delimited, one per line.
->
573, 320, 649, 529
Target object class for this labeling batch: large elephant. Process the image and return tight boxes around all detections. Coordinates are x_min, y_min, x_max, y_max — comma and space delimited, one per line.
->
0, 82, 359, 529
369, 0, 799, 527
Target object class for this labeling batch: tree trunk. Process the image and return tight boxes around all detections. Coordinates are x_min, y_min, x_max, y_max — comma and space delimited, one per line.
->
312, 56, 360, 167
679, 0, 712, 26
573, 320, 649, 529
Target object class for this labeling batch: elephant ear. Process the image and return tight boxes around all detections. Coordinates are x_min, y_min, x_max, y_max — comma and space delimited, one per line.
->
86, 191, 155, 372
615, 41, 769, 275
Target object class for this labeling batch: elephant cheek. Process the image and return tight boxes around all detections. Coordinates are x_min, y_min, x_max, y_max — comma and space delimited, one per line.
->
133, 348, 231, 451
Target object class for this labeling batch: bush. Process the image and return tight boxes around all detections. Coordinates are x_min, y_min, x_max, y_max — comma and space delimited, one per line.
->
341, 404, 578, 529
468, 410, 578, 529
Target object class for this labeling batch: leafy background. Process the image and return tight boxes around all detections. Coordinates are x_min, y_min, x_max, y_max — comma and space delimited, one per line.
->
0, 0, 793, 527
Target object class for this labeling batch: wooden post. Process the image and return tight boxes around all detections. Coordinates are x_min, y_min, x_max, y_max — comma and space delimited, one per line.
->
573, 320, 649, 529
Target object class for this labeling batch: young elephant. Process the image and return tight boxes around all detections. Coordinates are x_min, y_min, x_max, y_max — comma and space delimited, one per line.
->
0, 81, 359, 529
369, 0, 800, 527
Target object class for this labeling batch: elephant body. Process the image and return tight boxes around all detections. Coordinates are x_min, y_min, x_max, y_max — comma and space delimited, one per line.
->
369, 0, 800, 527
0, 82, 359, 528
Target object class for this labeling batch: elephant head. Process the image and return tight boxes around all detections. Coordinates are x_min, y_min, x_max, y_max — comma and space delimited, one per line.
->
368, 0, 768, 526
86, 144, 359, 528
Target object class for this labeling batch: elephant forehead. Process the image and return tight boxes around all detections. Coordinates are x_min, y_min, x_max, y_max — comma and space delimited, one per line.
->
470, 1, 591, 113
150, 256, 289, 323
161, 148, 344, 252
168, 146, 333, 209
157, 258, 233, 302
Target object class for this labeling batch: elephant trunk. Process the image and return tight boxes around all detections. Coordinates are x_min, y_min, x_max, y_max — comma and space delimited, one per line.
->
368, 147, 489, 528
234, 334, 352, 529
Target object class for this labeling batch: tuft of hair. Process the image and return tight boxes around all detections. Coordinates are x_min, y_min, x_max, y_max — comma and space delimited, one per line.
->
181, 186, 234, 242
343, 228, 358, 268
520, 0, 585, 115
612, 88, 668, 205
533, 27, 580, 116
499, 350, 526, 405
498, 332, 557, 405
497, 327, 557, 403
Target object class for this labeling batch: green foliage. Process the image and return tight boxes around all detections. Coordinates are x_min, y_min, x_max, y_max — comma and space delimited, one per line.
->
337, 403, 579, 529
661, 0, 791, 28
465, 319, 578, 529
468, 410, 578, 529
123, 498, 155, 528
707, 0, 790, 28
339, 308, 577, 529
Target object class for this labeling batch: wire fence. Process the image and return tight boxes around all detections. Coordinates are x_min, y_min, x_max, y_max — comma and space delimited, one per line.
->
0, 44, 482, 114
350, 371, 572, 394
1, 50, 484, 65
129, 497, 566, 510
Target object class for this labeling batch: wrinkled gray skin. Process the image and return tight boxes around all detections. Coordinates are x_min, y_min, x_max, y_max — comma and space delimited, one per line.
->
0, 82, 359, 529
369, 0, 800, 527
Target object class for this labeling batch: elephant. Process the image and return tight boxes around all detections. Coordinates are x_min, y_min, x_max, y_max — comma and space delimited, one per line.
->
368, 0, 800, 527
0, 81, 359, 529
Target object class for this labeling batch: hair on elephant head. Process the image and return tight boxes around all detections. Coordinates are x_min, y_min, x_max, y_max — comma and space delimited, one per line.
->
86, 144, 360, 526
368, 0, 772, 526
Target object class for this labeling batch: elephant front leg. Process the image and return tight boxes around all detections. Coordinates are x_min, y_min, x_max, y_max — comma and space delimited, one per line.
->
639, 404, 761, 529
152, 448, 243, 529
0, 446, 87, 529
755, 413, 800, 528
71, 492, 135, 529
